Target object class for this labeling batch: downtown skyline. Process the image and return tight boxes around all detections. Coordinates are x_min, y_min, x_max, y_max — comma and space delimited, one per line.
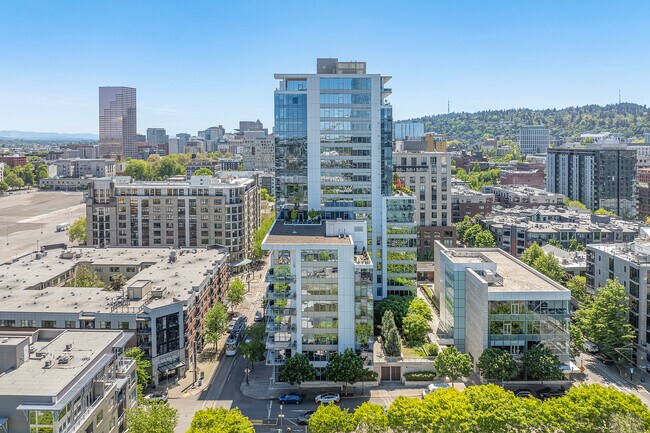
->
0, 0, 649, 134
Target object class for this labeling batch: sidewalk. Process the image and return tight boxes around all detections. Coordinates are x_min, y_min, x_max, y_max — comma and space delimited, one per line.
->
167, 342, 224, 399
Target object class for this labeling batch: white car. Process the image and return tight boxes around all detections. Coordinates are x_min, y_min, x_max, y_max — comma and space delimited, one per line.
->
314, 393, 340, 404
585, 341, 599, 353
422, 383, 450, 397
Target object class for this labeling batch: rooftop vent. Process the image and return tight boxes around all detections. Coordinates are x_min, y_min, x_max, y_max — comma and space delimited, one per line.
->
44, 360, 53, 369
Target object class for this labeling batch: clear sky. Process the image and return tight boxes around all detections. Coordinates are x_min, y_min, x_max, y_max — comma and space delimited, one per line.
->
0, 0, 648, 135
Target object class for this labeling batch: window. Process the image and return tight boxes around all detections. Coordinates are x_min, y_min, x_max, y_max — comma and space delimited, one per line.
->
21, 320, 36, 327
96, 409, 104, 424
41, 320, 56, 328
65, 321, 76, 329
0, 319, 15, 327
119, 321, 130, 330
100, 321, 111, 329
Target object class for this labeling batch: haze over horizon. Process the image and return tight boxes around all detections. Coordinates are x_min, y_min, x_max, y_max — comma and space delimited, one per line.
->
1, 0, 648, 135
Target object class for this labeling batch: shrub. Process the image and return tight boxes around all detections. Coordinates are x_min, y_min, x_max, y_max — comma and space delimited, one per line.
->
403, 371, 437, 381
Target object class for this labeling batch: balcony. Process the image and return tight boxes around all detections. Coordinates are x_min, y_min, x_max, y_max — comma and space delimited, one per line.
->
266, 335, 295, 350
267, 288, 296, 300
265, 271, 295, 283
266, 306, 297, 317
266, 322, 296, 333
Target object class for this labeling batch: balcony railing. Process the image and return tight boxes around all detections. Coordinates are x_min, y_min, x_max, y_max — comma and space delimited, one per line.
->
266, 322, 296, 333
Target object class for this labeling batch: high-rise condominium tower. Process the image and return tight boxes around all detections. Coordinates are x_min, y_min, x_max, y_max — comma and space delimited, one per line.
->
99, 86, 137, 159
274, 58, 396, 296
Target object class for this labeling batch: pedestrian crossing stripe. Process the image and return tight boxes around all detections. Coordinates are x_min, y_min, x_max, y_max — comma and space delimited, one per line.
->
250, 420, 263, 425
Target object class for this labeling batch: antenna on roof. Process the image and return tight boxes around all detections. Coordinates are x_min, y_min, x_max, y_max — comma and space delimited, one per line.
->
619, 89, 621, 104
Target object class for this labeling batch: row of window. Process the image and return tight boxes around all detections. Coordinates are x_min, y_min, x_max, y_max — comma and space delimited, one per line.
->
0, 319, 131, 329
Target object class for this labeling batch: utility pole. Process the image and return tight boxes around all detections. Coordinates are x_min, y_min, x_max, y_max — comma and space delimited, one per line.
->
193, 339, 198, 386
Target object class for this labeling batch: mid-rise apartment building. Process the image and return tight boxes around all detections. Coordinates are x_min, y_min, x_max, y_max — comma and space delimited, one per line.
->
0, 247, 228, 385
587, 239, 650, 366
99, 87, 137, 159
499, 168, 545, 189
262, 220, 374, 373
546, 143, 637, 218
478, 206, 638, 257
86, 175, 259, 261
54, 158, 116, 178
519, 126, 550, 155
435, 242, 570, 365
185, 158, 221, 177
451, 181, 495, 223
0, 329, 137, 433
393, 151, 455, 258
482, 185, 565, 208
0, 155, 27, 168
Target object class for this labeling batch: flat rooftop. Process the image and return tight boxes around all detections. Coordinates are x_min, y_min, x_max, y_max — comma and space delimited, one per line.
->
0, 247, 227, 313
264, 221, 352, 246
0, 330, 121, 397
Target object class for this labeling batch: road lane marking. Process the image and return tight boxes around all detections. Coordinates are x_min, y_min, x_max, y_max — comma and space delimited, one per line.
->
267, 400, 272, 419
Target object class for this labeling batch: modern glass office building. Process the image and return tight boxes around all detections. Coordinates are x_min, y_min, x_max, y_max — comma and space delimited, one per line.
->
274, 58, 399, 297
99, 86, 137, 159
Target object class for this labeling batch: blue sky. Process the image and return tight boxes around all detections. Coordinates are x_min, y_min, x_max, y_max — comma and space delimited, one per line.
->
0, 0, 648, 135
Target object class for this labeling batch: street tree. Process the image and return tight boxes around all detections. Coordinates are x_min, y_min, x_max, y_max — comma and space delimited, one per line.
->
386, 396, 427, 433
193, 167, 214, 176
570, 323, 586, 359
532, 253, 565, 283
474, 230, 497, 247
277, 353, 316, 393
238, 339, 265, 369
566, 275, 587, 302
203, 303, 228, 351
126, 401, 178, 433
408, 298, 432, 321
308, 404, 356, 433
226, 277, 245, 310
4, 172, 24, 189
402, 312, 430, 346
324, 348, 365, 394
0, 181, 7, 192
67, 216, 87, 244
477, 348, 518, 382
433, 346, 472, 386
245, 321, 266, 341
576, 279, 636, 359
125, 347, 152, 393
522, 346, 563, 380
520, 242, 544, 266
353, 402, 388, 433
186, 408, 254, 433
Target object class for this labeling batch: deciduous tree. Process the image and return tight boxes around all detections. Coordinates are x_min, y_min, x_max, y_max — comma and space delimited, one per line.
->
186, 408, 254, 433
520, 242, 544, 266
203, 303, 228, 350
402, 313, 430, 346
67, 216, 87, 244
408, 298, 432, 321
325, 348, 364, 394
474, 230, 497, 247
353, 402, 388, 433
126, 401, 178, 433
433, 346, 472, 386
477, 348, 518, 382
277, 353, 316, 393
308, 404, 356, 433
125, 346, 152, 391
522, 346, 563, 381
226, 277, 245, 309
193, 167, 214, 176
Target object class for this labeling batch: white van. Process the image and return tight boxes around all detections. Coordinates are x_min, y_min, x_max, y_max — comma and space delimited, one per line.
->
585, 341, 599, 353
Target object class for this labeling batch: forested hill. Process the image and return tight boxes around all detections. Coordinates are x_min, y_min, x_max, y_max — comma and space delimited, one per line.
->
408, 103, 650, 142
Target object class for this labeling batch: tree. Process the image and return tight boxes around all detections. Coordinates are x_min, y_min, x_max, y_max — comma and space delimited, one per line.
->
383, 327, 402, 357
402, 313, 430, 346
548, 238, 563, 248
595, 207, 617, 216
193, 167, 214, 176
353, 402, 388, 433
124, 159, 152, 180
374, 295, 413, 329
226, 277, 245, 309
520, 242, 544, 266
187, 408, 254, 433
477, 348, 518, 382
454, 216, 474, 243
0, 181, 8, 192
381, 310, 397, 334
565, 198, 588, 210
568, 237, 586, 252
433, 346, 472, 386
251, 214, 274, 261
109, 273, 127, 292
474, 230, 496, 247
577, 279, 636, 360
67, 216, 87, 244
277, 353, 316, 393
125, 346, 152, 391
64, 265, 105, 288
203, 303, 228, 350
566, 275, 587, 302
35, 164, 49, 181
238, 339, 265, 368
522, 346, 563, 380
5, 171, 24, 189
325, 348, 365, 394
408, 298, 432, 321
570, 323, 585, 359
245, 321, 266, 341
19, 162, 35, 185
462, 224, 482, 246
126, 401, 178, 433
308, 404, 356, 433
532, 253, 565, 283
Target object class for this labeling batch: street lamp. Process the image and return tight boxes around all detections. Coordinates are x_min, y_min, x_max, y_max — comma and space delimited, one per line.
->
279, 404, 284, 428
244, 367, 250, 385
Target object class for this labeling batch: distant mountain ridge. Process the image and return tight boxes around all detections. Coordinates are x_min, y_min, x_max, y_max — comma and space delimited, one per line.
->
0, 130, 99, 141
405, 103, 650, 142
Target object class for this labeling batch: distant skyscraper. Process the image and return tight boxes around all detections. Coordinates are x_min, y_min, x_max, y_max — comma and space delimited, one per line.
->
176, 133, 190, 153
99, 87, 137, 159
645, 132, 650, 144
146, 128, 168, 147
394, 121, 424, 140
519, 126, 550, 155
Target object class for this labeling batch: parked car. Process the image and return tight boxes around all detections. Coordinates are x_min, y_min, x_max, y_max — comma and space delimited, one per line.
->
314, 393, 341, 404
598, 353, 615, 365
254, 311, 263, 322
278, 393, 303, 404
144, 391, 168, 403
537, 387, 566, 400
297, 410, 315, 425
422, 383, 451, 397
513, 389, 534, 398
585, 341, 599, 353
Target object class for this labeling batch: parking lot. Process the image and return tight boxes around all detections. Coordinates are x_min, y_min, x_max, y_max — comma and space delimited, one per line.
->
0, 190, 85, 262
